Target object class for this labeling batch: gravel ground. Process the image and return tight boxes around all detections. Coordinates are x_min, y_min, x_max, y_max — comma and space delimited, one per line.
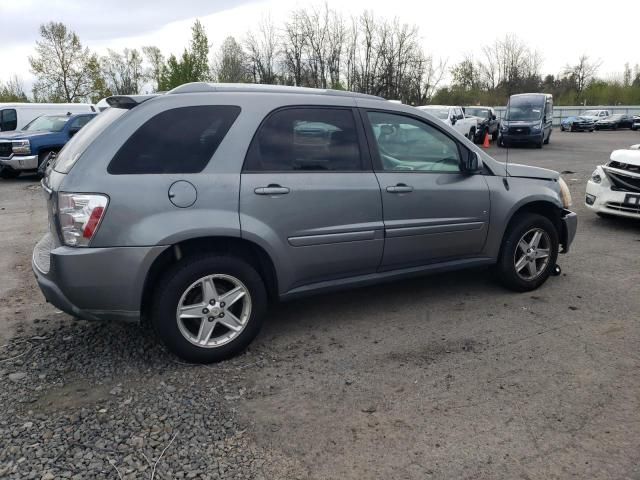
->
1, 129, 640, 479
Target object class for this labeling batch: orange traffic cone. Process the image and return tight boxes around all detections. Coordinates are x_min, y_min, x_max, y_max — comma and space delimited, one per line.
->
482, 132, 490, 149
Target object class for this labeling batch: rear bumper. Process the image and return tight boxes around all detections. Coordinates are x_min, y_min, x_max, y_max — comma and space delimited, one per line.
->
560, 209, 577, 253
32, 233, 168, 322
0, 154, 38, 170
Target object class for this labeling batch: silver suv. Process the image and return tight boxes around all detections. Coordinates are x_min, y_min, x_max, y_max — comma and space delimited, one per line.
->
33, 83, 577, 363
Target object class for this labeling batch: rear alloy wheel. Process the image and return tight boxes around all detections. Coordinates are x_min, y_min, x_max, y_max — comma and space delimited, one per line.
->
496, 213, 559, 291
152, 254, 267, 363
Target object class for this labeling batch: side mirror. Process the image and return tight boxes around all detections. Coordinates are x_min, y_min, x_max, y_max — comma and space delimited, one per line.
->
69, 127, 81, 137
461, 151, 481, 174
450, 116, 457, 125
491, 114, 497, 120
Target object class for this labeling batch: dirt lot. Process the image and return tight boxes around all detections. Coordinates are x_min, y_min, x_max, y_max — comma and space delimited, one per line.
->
1, 129, 639, 479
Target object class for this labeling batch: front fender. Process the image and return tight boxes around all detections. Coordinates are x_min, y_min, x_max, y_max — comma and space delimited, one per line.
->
483, 176, 564, 258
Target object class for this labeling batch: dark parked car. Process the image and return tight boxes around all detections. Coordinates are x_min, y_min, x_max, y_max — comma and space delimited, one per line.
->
0, 112, 97, 178
498, 93, 553, 148
464, 106, 500, 142
595, 114, 635, 130
560, 116, 595, 132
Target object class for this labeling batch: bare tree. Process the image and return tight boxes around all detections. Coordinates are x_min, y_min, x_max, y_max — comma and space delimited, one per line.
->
282, 9, 307, 86
29, 22, 95, 102
245, 16, 279, 84
213, 36, 250, 83
101, 48, 144, 95
563, 55, 602, 101
0, 76, 28, 102
142, 46, 165, 92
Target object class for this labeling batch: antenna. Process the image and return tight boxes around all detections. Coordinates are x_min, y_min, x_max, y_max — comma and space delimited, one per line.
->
505, 96, 510, 177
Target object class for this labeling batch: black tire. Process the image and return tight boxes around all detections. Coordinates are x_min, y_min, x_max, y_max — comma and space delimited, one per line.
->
37, 151, 54, 178
544, 131, 550, 145
468, 128, 476, 142
0, 167, 20, 179
560, 125, 565, 132
492, 129, 499, 141
151, 254, 268, 363
496, 213, 559, 292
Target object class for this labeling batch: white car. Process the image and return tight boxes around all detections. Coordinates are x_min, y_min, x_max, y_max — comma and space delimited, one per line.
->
586, 147, 640, 219
416, 105, 477, 140
580, 109, 611, 123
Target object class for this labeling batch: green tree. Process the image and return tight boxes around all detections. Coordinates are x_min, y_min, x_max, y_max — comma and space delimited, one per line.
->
159, 20, 211, 90
29, 22, 95, 102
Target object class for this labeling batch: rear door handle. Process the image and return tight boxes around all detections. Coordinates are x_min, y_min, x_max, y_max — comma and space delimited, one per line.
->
386, 184, 414, 193
254, 184, 290, 195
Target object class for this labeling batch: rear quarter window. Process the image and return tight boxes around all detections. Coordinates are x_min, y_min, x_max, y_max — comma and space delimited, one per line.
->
108, 105, 240, 175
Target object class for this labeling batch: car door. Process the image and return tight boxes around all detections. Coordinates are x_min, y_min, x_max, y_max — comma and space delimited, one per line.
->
240, 106, 384, 292
361, 109, 490, 270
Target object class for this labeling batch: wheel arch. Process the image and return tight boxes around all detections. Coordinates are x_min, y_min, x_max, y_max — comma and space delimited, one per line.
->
501, 200, 564, 256
140, 236, 278, 322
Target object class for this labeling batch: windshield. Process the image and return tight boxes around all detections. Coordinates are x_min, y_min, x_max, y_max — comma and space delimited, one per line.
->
465, 108, 489, 118
54, 108, 126, 173
504, 96, 544, 121
421, 108, 450, 120
23, 115, 70, 132
582, 110, 600, 116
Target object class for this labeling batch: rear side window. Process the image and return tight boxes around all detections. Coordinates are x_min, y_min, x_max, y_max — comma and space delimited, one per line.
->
108, 105, 240, 175
0, 109, 17, 131
243, 107, 363, 172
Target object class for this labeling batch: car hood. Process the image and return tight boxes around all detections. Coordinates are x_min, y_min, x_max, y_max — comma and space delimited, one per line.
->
0, 130, 53, 141
504, 163, 559, 180
610, 149, 640, 167
468, 115, 488, 123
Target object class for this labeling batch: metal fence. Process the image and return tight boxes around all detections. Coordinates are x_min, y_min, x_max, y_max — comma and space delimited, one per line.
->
493, 105, 640, 127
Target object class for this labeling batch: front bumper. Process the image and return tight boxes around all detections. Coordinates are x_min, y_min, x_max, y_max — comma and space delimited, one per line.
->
560, 209, 578, 253
585, 181, 640, 219
32, 233, 168, 322
0, 154, 38, 170
567, 123, 594, 131
501, 132, 543, 144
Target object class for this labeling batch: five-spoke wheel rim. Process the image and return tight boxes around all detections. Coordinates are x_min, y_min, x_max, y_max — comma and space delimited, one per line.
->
513, 228, 551, 281
176, 274, 252, 349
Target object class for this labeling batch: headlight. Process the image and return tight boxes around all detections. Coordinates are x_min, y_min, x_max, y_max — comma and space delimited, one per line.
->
531, 123, 542, 132
500, 124, 508, 132
591, 169, 602, 184
12, 140, 30, 155
58, 193, 109, 247
558, 177, 572, 208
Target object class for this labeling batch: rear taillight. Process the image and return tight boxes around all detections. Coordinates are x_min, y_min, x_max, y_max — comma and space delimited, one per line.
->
58, 193, 108, 247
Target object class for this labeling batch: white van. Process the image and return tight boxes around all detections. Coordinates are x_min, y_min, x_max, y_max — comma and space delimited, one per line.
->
0, 103, 96, 132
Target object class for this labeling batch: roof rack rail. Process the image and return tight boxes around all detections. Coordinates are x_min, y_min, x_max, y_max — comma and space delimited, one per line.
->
167, 82, 385, 101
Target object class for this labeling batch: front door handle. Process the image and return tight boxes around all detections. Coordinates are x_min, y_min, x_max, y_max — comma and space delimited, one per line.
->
254, 184, 290, 195
386, 184, 414, 193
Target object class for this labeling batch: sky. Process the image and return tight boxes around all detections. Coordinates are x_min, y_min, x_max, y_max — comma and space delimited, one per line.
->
1, 0, 639, 93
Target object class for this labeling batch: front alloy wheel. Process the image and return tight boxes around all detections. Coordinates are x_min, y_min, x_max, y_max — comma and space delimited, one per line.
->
496, 213, 559, 291
513, 228, 551, 281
